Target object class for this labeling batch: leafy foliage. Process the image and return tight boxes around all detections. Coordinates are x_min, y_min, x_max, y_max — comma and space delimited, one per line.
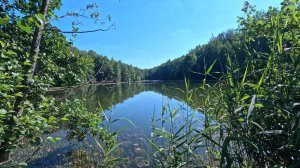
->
0, 0, 120, 165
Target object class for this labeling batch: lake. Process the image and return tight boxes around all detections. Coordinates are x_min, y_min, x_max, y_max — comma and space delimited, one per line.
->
12, 82, 205, 168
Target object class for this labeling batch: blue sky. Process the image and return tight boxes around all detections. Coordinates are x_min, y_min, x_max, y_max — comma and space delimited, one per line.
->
53, 0, 281, 69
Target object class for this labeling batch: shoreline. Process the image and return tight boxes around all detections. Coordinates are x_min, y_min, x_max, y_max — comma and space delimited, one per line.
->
48, 80, 217, 93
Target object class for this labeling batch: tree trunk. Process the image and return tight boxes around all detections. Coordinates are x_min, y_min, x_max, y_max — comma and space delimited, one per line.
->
14, 0, 50, 117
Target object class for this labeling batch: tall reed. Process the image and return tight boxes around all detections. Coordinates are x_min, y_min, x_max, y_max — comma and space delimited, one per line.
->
149, 1, 300, 167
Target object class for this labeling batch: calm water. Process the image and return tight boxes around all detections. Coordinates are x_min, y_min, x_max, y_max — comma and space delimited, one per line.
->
12, 82, 205, 168
77, 83, 203, 133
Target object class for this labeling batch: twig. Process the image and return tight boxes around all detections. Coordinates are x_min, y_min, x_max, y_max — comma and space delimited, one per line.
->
46, 23, 115, 34
24, 129, 56, 163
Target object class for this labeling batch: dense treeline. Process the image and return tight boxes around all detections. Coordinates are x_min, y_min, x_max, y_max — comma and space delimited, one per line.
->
49, 15, 271, 84
146, 30, 241, 80
72, 49, 145, 84
146, 21, 272, 80
75, 28, 265, 82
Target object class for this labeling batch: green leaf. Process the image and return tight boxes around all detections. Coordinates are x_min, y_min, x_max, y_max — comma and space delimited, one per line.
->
54, 137, 62, 141
7, 50, 17, 55
13, 116, 19, 123
255, 104, 264, 108
46, 136, 61, 142
106, 143, 122, 156
17, 20, 31, 33
118, 117, 136, 127
174, 125, 186, 138
61, 117, 69, 121
27, 16, 34, 23
19, 162, 28, 166
15, 92, 23, 97
35, 13, 44, 28
194, 129, 220, 146
247, 95, 256, 124
241, 64, 248, 87
48, 116, 57, 123
23, 59, 31, 66
257, 56, 271, 89
146, 137, 168, 159
284, 5, 296, 11
46, 137, 55, 142
94, 138, 104, 152
0, 14, 9, 25
205, 60, 217, 75
0, 41, 5, 48
36, 13, 45, 21
241, 95, 250, 101
257, 20, 264, 25
0, 109, 7, 115
247, 83, 258, 89
293, 11, 299, 22
238, 118, 245, 122
171, 108, 181, 119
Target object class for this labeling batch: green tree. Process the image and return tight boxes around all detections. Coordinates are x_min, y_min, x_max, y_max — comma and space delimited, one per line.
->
0, 0, 115, 165
114, 61, 122, 83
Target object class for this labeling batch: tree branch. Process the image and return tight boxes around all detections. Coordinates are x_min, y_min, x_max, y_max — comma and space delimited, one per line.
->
50, 4, 100, 23
46, 23, 115, 34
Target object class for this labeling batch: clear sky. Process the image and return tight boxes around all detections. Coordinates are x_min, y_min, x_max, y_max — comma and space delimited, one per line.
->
53, 0, 281, 69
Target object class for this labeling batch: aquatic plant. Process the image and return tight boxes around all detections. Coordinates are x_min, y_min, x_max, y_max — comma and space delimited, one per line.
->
149, 80, 205, 167
150, 1, 300, 167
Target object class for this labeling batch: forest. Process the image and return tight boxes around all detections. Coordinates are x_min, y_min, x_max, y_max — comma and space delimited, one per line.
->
47, 28, 267, 85
52, 27, 268, 83
1, 0, 299, 167
73, 48, 145, 85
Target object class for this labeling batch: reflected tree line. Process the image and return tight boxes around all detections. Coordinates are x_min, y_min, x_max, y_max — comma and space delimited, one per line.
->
74, 83, 200, 112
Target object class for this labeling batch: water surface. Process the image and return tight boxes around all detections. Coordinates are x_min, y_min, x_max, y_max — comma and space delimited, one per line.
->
15, 82, 204, 167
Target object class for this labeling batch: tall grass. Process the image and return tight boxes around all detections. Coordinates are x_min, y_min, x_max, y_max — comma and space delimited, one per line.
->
149, 2, 300, 167
149, 80, 213, 167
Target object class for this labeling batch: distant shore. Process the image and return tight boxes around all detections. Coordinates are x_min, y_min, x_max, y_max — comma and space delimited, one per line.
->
47, 80, 210, 93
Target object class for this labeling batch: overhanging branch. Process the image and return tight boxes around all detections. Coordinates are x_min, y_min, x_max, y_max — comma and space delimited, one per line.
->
46, 23, 115, 34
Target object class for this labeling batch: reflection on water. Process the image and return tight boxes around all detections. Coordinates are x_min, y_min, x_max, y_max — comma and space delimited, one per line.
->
77, 82, 199, 112
77, 83, 203, 137
12, 82, 203, 167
